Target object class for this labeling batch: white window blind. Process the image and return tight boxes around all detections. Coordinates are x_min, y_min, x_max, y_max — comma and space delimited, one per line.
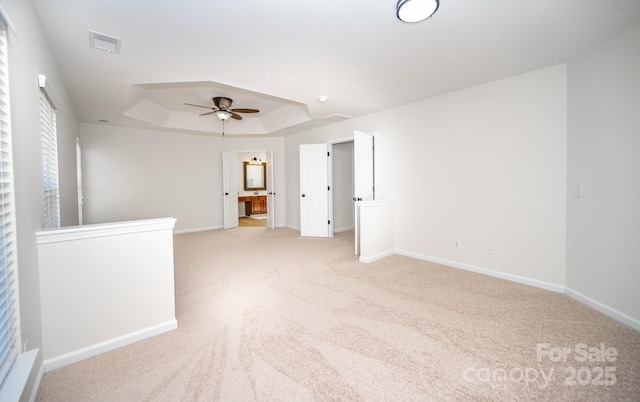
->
0, 17, 21, 387
39, 87, 59, 229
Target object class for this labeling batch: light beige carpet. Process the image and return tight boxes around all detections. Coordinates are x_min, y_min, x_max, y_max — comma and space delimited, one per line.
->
38, 228, 640, 401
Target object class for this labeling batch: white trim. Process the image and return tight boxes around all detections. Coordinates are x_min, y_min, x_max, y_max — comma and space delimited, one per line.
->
334, 225, 354, 233
0, 349, 38, 402
173, 225, 222, 234
0, 4, 16, 35
43, 320, 177, 372
359, 250, 395, 263
395, 249, 566, 293
27, 361, 45, 402
327, 136, 354, 145
393, 249, 639, 332
38, 74, 59, 111
565, 287, 640, 332
35, 217, 177, 244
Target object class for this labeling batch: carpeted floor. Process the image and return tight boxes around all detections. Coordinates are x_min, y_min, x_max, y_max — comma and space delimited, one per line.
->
37, 228, 640, 401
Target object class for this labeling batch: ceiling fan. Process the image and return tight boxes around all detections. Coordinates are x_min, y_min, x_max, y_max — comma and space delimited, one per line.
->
184, 96, 259, 121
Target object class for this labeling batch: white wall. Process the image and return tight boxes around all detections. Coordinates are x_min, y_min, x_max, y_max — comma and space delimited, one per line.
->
36, 218, 177, 369
1, 0, 79, 398
566, 24, 640, 325
80, 123, 286, 231
285, 64, 568, 288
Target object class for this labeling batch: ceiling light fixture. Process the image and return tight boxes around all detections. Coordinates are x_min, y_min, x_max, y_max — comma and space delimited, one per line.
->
214, 110, 232, 137
396, 0, 439, 23
214, 110, 232, 121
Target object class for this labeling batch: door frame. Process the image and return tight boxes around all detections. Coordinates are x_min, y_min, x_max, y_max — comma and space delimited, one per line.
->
224, 149, 275, 229
328, 136, 355, 237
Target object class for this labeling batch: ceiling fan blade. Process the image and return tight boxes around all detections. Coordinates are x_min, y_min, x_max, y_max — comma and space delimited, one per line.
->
230, 108, 259, 113
199, 111, 216, 116
185, 103, 214, 110
230, 112, 243, 120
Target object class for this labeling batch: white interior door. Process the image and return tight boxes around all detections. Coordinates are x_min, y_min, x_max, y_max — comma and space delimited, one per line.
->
354, 130, 375, 254
222, 150, 239, 230
266, 150, 275, 229
300, 143, 329, 237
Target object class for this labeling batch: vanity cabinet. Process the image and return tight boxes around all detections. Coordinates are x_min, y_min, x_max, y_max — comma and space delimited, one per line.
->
238, 195, 267, 216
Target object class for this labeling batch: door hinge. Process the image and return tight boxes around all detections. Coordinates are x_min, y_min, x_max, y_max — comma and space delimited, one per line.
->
328, 186, 330, 191
327, 151, 330, 157
328, 220, 331, 225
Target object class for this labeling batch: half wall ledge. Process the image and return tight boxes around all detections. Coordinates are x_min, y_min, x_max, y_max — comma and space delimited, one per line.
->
36, 217, 177, 371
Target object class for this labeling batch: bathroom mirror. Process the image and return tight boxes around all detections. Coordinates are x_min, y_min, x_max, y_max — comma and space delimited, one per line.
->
244, 162, 266, 190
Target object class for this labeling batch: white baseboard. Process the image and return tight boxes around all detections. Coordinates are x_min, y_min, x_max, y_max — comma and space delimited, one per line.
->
43, 320, 177, 372
395, 249, 566, 293
394, 249, 640, 331
173, 225, 222, 234
359, 250, 395, 263
334, 226, 355, 233
565, 287, 640, 331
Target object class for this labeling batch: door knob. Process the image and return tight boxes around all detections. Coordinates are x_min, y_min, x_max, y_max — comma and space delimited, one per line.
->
301, 194, 306, 197
225, 192, 229, 195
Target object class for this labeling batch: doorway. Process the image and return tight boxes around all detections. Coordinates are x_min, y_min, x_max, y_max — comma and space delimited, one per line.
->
222, 150, 275, 229
330, 141, 354, 234
299, 131, 375, 254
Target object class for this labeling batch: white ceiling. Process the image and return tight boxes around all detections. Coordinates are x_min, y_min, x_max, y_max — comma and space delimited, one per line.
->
32, 0, 640, 136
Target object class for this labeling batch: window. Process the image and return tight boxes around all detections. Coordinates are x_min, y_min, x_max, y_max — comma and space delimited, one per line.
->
40, 85, 59, 229
0, 16, 20, 387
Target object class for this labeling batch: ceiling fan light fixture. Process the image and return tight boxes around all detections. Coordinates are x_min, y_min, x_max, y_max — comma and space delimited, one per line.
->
397, 0, 439, 23
215, 110, 232, 121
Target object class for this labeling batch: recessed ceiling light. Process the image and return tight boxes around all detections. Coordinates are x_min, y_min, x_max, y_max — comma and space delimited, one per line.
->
397, 0, 439, 23
89, 30, 121, 54
318, 96, 329, 103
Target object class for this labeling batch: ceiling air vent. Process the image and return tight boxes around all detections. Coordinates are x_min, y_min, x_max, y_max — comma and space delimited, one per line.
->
89, 30, 121, 54
321, 113, 352, 122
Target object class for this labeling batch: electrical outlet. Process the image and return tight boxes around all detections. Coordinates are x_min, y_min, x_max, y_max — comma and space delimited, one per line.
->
454, 240, 460, 249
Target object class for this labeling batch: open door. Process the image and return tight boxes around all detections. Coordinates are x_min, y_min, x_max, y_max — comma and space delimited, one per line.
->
300, 143, 329, 237
266, 150, 275, 229
222, 150, 239, 229
354, 131, 375, 254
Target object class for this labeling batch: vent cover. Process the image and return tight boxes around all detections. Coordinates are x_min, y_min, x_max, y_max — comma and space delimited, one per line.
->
321, 113, 352, 122
89, 31, 121, 54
